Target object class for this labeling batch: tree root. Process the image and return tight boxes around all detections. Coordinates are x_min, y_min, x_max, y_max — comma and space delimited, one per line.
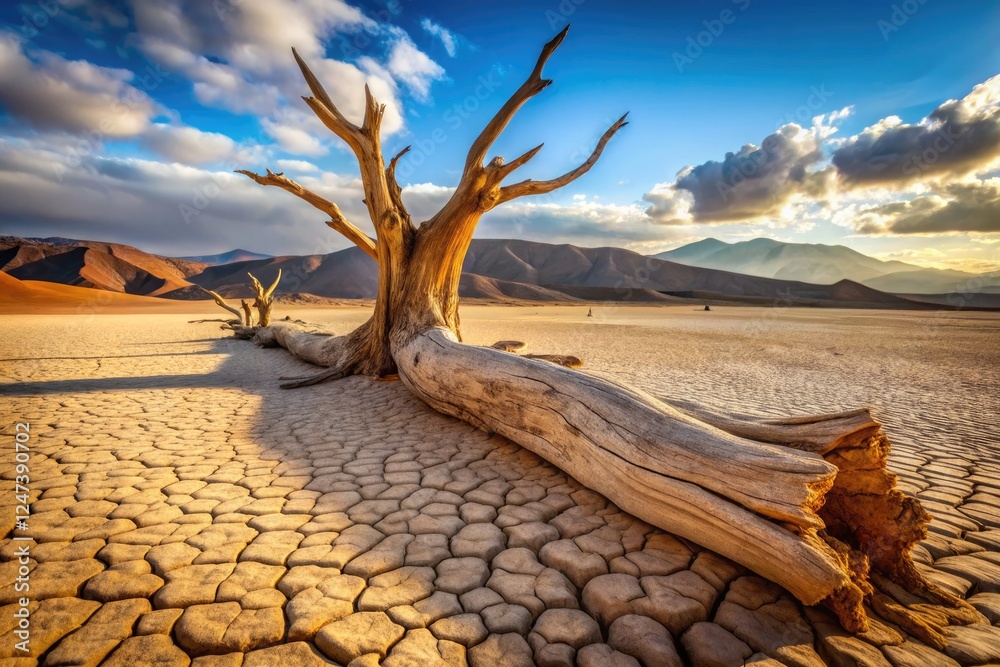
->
279, 367, 349, 389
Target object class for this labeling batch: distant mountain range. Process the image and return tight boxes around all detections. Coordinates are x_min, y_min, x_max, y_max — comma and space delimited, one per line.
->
2, 235, 998, 310
653, 238, 1000, 295
178, 249, 273, 265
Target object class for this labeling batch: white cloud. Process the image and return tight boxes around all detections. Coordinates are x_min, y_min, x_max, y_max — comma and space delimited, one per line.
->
275, 159, 319, 173
0, 36, 157, 137
0, 134, 372, 256
832, 75, 1000, 187
141, 123, 262, 165
643, 119, 840, 226
386, 36, 446, 102
482, 196, 687, 249
401, 182, 455, 220
126, 0, 439, 154
853, 178, 1000, 235
640, 74, 1000, 240
420, 18, 458, 57
260, 116, 328, 157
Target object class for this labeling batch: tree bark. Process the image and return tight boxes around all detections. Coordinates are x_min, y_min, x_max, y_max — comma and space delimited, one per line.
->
237, 28, 976, 636
249, 270, 281, 328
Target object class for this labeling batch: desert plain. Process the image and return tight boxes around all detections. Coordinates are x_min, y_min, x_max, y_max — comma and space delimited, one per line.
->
1, 303, 999, 666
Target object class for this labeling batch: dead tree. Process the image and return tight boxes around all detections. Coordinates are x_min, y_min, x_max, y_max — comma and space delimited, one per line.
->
201, 272, 281, 330
237, 28, 979, 637
248, 270, 282, 327
240, 300, 254, 327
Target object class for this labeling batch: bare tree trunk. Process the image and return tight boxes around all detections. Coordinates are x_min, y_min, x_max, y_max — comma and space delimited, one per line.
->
249, 270, 281, 328
237, 28, 977, 636
240, 300, 254, 328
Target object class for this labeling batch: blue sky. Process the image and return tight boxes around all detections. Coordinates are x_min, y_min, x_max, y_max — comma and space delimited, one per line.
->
1, 0, 998, 272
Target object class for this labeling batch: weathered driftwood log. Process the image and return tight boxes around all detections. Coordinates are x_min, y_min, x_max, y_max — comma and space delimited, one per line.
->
236, 28, 976, 636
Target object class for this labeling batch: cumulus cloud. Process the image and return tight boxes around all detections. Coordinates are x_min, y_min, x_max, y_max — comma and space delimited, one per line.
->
275, 159, 319, 173
421, 18, 458, 57
483, 197, 686, 249
0, 128, 687, 256
401, 182, 454, 221
395, 185, 684, 249
854, 179, 1000, 235
386, 36, 446, 102
0, 135, 372, 256
833, 75, 1000, 187
0, 37, 157, 137
260, 115, 328, 156
643, 114, 847, 225
140, 123, 261, 165
126, 0, 440, 152
641, 76, 1000, 239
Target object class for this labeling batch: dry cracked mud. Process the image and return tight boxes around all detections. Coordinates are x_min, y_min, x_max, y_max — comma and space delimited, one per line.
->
1, 308, 998, 666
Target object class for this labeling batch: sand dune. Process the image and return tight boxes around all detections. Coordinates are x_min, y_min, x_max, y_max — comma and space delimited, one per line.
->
0, 272, 220, 314
1, 237, 204, 296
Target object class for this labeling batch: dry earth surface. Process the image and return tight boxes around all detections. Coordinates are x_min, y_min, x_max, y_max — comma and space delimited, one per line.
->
1, 304, 999, 667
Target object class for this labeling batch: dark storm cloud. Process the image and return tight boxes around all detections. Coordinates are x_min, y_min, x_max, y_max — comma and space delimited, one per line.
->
833, 75, 1000, 187
644, 121, 835, 225
856, 180, 1000, 235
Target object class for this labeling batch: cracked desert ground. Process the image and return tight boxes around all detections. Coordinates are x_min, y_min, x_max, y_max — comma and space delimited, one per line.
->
1, 304, 999, 667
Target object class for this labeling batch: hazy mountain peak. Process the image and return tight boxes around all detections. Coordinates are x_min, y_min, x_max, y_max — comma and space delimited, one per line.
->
178, 249, 273, 265
651, 237, 1000, 293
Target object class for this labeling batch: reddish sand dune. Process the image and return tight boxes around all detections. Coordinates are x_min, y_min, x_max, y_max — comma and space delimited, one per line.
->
0, 272, 217, 314
0, 237, 205, 296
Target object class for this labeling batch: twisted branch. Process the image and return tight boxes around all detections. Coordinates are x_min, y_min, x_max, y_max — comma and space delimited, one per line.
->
235, 168, 377, 260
